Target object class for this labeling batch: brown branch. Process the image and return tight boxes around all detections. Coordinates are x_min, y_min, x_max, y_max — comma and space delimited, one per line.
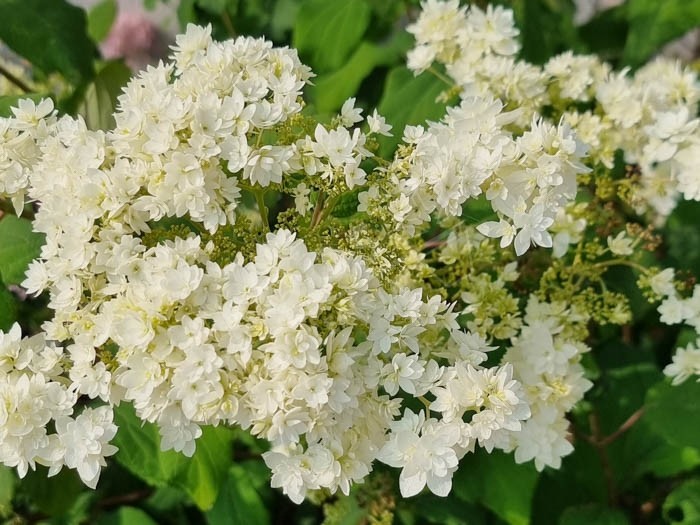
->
0, 62, 33, 93
598, 407, 645, 447
98, 488, 153, 510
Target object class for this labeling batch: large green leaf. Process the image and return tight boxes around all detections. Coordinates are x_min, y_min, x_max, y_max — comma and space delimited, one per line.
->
206, 462, 272, 525
623, 0, 700, 66
645, 379, 700, 450
663, 479, 700, 525
0, 215, 45, 286
376, 66, 449, 157
171, 425, 234, 511
293, 0, 371, 73
559, 504, 629, 525
453, 450, 539, 525
308, 32, 412, 113
0, 0, 96, 85
79, 60, 132, 131
113, 404, 234, 510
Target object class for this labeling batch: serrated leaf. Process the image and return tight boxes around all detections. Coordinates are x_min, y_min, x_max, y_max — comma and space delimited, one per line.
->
646, 379, 700, 450
206, 463, 271, 525
559, 504, 629, 525
0, 215, 44, 286
79, 60, 132, 131
0, 0, 96, 85
663, 479, 700, 524
623, 0, 700, 66
293, 0, 371, 73
87, 0, 117, 43
376, 66, 449, 157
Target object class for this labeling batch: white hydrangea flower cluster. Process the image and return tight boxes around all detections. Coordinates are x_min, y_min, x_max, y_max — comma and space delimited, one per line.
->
501, 298, 592, 470
408, 0, 700, 222
359, 95, 589, 255
0, 324, 117, 488
654, 269, 700, 384
0, 23, 535, 501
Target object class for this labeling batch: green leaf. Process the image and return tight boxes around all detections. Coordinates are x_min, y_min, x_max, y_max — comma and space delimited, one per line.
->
663, 479, 700, 525
207, 463, 271, 525
376, 67, 449, 157
578, 4, 628, 60
99, 506, 159, 525
0, 94, 46, 118
79, 60, 132, 131
171, 425, 234, 510
0, 466, 15, 518
87, 0, 117, 43
112, 404, 185, 487
293, 0, 371, 73
309, 32, 412, 113
0, 0, 96, 85
511, 0, 581, 64
559, 504, 630, 525
0, 215, 44, 286
197, 0, 229, 14
646, 379, 700, 450
19, 467, 85, 516
113, 404, 234, 511
623, 0, 700, 66
0, 281, 17, 332
453, 450, 539, 525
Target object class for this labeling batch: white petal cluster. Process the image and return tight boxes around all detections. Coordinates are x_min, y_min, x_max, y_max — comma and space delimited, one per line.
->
501, 298, 592, 470
0, 324, 117, 487
408, 0, 700, 222
360, 96, 589, 255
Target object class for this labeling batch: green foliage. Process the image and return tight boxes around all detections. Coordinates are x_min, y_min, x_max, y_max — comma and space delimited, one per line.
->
79, 60, 132, 130
454, 450, 539, 525
0, 0, 96, 85
207, 462, 272, 525
559, 504, 630, 525
646, 379, 700, 450
99, 506, 159, 525
0, 215, 44, 285
376, 67, 449, 156
113, 404, 234, 510
293, 0, 371, 73
0, 280, 17, 331
87, 0, 118, 43
663, 479, 700, 525
623, 0, 700, 66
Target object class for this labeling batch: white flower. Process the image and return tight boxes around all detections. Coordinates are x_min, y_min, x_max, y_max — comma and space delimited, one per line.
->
607, 231, 634, 256
377, 410, 461, 497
